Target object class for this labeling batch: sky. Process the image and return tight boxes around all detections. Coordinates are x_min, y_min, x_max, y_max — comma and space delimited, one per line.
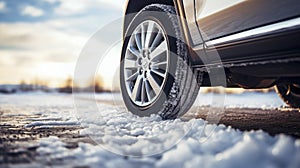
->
0, 0, 245, 89
0, 0, 125, 87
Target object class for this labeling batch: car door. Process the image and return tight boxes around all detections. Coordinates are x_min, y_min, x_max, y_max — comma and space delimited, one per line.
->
193, 0, 300, 64
196, 0, 300, 44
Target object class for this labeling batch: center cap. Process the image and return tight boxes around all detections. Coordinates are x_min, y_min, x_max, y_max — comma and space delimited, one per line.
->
142, 59, 149, 70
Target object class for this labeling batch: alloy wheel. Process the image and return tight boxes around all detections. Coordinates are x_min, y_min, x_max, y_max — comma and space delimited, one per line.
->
123, 20, 169, 107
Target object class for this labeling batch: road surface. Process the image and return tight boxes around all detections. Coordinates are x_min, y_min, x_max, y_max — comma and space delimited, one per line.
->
1, 93, 300, 167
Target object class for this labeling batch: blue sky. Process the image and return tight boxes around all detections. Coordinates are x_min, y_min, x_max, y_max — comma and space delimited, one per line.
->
0, 0, 125, 87
0, 0, 123, 23
0, 0, 58, 22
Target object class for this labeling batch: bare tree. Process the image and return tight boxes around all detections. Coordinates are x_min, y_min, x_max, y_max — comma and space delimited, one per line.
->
59, 76, 73, 93
94, 75, 105, 93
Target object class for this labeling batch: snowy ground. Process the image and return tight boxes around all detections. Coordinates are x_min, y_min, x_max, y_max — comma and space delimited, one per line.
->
1, 91, 300, 168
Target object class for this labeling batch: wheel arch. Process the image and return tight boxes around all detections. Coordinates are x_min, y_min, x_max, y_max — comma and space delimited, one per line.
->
123, 0, 199, 62
123, 0, 176, 37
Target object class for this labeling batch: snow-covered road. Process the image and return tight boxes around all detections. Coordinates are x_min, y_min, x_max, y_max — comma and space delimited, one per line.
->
1, 92, 300, 168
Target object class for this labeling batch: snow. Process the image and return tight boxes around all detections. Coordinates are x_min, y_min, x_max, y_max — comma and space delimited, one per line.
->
194, 89, 285, 109
1, 92, 299, 168
0, 93, 77, 127
36, 126, 300, 168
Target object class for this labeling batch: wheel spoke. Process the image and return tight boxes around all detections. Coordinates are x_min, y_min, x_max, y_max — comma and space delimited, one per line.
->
126, 71, 139, 81
150, 40, 167, 61
151, 61, 168, 69
145, 81, 152, 102
150, 31, 162, 51
131, 75, 142, 101
151, 69, 166, 78
147, 72, 160, 95
141, 79, 146, 104
128, 46, 140, 58
135, 31, 142, 52
124, 59, 137, 69
145, 21, 155, 49
152, 61, 167, 66
141, 24, 146, 48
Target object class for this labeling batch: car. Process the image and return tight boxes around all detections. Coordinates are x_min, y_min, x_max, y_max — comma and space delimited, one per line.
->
120, 0, 300, 119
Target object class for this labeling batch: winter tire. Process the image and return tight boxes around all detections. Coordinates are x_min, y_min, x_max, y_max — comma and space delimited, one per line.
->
275, 83, 300, 108
120, 4, 201, 119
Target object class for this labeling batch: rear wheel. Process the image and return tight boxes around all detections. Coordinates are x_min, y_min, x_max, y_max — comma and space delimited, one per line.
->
120, 4, 201, 119
275, 83, 300, 108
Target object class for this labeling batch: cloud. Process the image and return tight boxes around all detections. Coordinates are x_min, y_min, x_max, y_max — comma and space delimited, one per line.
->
53, 0, 124, 16
0, 21, 90, 84
0, 0, 125, 86
21, 5, 44, 17
42, 0, 59, 4
0, 21, 87, 61
0, 21, 84, 85
0, 1, 7, 13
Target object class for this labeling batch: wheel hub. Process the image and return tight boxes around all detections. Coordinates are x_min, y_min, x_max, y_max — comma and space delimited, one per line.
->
141, 59, 150, 72
142, 59, 148, 69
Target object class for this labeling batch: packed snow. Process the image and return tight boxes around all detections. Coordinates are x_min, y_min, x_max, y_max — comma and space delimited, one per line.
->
37, 129, 300, 168
1, 91, 299, 168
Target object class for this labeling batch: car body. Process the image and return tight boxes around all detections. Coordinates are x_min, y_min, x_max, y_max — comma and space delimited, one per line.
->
120, 0, 300, 119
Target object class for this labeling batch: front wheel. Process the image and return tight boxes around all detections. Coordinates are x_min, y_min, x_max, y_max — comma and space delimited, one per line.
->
120, 4, 201, 119
275, 83, 300, 108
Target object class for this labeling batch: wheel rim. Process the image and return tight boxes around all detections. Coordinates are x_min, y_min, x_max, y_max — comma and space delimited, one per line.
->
123, 20, 169, 107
